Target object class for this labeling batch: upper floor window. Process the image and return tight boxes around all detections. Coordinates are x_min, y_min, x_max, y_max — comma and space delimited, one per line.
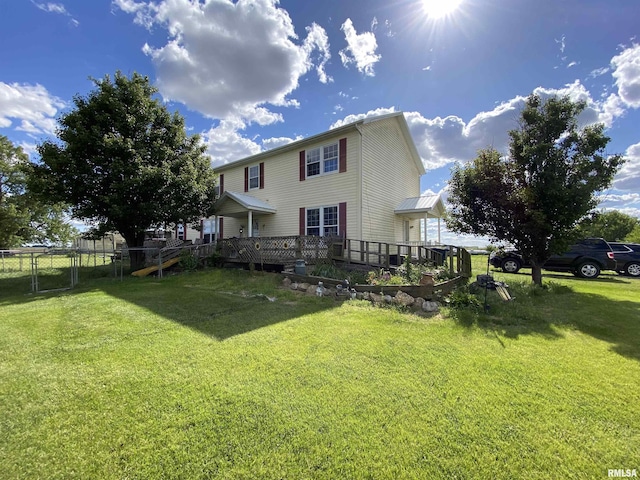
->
307, 143, 338, 178
248, 165, 260, 190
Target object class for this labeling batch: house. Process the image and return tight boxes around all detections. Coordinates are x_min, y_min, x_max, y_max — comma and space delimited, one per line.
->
211, 112, 445, 246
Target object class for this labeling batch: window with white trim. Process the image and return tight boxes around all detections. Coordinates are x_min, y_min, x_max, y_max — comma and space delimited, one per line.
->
307, 143, 338, 178
248, 165, 259, 190
306, 206, 338, 236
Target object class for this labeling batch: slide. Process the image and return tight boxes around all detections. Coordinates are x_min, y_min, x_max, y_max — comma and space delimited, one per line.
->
131, 257, 181, 277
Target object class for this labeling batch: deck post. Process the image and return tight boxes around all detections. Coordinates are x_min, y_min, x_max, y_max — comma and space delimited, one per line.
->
360, 240, 364, 262
385, 243, 390, 269
347, 239, 351, 264
366, 241, 370, 265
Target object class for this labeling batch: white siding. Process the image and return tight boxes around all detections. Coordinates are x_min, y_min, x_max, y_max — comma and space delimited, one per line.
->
360, 117, 422, 244
215, 131, 362, 239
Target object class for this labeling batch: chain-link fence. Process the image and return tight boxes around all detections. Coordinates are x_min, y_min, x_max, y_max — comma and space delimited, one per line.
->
0, 243, 218, 296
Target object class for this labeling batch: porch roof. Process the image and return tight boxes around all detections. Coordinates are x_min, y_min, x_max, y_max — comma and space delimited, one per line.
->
215, 191, 277, 218
394, 194, 446, 218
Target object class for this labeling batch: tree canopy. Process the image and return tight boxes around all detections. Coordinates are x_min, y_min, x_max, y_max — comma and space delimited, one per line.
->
0, 135, 75, 248
446, 94, 625, 285
575, 210, 639, 242
33, 72, 217, 269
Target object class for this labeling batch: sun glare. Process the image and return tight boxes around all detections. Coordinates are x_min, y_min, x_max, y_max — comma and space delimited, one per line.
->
422, 0, 463, 19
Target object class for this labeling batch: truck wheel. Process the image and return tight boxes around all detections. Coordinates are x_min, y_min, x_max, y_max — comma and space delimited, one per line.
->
501, 258, 521, 273
625, 262, 640, 277
576, 261, 600, 279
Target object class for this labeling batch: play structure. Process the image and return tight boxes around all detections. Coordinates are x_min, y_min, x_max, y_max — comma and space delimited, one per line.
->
131, 257, 180, 277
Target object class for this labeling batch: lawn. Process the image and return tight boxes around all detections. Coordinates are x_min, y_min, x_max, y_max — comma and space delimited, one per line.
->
0, 262, 638, 479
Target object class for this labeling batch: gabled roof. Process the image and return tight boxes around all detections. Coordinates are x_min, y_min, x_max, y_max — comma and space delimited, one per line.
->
215, 191, 277, 216
394, 195, 446, 218
214, 112, 425, 175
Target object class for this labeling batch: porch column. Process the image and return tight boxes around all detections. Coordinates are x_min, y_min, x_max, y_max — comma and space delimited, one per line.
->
438, 217, 441, 244
424, 214, 429, 246
247, 210, 253, 237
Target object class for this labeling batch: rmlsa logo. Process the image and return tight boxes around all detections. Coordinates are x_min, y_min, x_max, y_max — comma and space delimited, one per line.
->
608, 469, 637, 478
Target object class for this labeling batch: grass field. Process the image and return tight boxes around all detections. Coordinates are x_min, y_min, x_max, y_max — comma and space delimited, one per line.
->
0, 259, 638, 479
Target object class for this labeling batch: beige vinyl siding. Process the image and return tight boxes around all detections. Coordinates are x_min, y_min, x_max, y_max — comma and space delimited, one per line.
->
360, 117, 422, 244
215, 131, 362, 239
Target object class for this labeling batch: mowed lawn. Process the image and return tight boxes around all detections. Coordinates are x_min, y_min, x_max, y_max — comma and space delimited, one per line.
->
0, 261, 639, 479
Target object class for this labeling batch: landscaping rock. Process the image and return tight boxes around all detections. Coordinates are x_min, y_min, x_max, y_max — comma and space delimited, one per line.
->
306, 285, 317, 295
394, 290, 415, 307
282, 277, 292, 288
422, 301, 440, 313
369, 292, 383, 304
298, 282, 310, 292
383, 295, 393, 304
290, 282, 299, 290
413, 297, 425, 310
362, 291, 370, 300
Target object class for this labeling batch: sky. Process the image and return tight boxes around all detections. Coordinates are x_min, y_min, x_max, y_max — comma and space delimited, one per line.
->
1, 0, 639, 245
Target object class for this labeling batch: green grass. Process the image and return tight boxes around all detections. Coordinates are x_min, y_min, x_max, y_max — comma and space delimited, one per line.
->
0, 264, 639, 479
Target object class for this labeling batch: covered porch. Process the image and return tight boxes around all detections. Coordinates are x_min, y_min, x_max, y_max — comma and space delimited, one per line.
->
214, 191, 277, 237
394, 194, 446, 245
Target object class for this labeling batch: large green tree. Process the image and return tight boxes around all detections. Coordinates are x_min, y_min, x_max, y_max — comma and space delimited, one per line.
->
33, 72, 216, 270
446, 94, 624, 285
575, 210, 639, 241
0, 135, 75, 248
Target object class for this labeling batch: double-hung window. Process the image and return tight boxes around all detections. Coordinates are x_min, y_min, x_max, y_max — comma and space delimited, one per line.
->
306, 206, 338, 236
248, 165, 259, 190
306, 143, 338, 178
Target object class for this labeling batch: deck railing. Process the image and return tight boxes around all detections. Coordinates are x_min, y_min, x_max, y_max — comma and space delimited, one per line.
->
218, 235, 472, 278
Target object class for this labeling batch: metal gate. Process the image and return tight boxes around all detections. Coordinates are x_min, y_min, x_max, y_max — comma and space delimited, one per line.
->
31, 252, 79, 293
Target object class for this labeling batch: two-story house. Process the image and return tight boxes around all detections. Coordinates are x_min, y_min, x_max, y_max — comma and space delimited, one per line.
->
211, 112, 444, 246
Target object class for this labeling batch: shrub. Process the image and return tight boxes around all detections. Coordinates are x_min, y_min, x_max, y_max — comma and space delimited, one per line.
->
179, 249, 199, 271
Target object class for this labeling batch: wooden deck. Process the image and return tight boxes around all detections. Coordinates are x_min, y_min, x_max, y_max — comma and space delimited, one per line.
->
218, 235, 472, 278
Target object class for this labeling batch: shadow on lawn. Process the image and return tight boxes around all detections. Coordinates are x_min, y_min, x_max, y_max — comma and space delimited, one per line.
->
451, 282, 640, 362
0, 268, 337, 341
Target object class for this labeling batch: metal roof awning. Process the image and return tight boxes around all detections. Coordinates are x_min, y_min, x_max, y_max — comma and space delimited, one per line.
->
215, 191, 277, 218
394, 194, 445, 219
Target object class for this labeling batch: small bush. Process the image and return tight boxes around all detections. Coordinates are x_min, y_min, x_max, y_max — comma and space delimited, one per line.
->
179, 250, 199, 271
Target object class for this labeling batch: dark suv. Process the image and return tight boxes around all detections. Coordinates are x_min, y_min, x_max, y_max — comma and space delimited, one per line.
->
608, 242, 640, 277
489, 238, 616, 279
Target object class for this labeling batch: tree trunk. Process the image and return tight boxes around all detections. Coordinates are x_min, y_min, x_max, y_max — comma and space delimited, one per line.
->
531, 263, 543, 286
121, 230, 146, 272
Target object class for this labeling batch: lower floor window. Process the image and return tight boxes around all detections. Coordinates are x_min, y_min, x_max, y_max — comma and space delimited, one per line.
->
306, 205, 338, 236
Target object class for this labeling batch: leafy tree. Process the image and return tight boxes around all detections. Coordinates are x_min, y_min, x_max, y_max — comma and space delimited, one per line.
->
575, 210, 639, 241
447, 94, 624, 285
0, 135, 75, 248
626, 225, 640, 243
33, 72, 216, 270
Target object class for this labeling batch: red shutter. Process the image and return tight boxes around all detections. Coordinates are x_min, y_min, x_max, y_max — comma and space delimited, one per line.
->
244, 167, 248, 192
299, 207, 306, 236
259, 162, 264, 189
339, 202, 347, 238
339, 138, 347, 173
219, 217, 224, 240
219, 174, 224, 194
299, 151, 306, 181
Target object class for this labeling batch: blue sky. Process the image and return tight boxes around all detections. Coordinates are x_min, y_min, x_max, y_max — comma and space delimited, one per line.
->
1, 0, 639, 244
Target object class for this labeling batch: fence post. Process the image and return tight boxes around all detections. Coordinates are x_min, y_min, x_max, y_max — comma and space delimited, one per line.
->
31, 253, 37, 293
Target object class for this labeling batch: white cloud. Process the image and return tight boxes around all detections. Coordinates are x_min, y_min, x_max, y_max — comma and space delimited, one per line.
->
204, 118, 262, 167
32, 1, 79, 26
261, 135, 301, 150
33, 2, 67, 14
339, 18, 381, 77
0, 82, 65, 135
611, 44, 640, 108
116, 0, 331, 125
613, 142, 640, 192
330, 81, 628, 172
330, 107, 397, 129
588, 67, 610, 79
